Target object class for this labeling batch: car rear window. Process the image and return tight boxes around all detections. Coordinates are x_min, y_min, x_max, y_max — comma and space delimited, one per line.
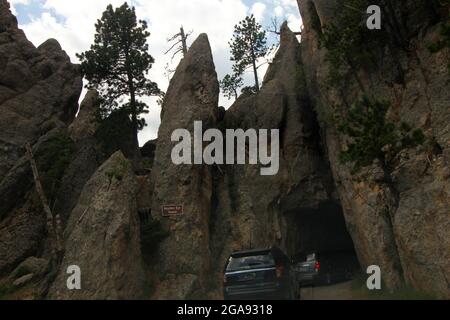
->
226, 253, 275, 272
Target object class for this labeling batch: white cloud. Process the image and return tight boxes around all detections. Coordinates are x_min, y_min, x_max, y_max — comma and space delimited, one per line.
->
250, 2, 266, 22
274, 6, 284, 17
280, 0, 298, 9
15, 0, 301, 144
286, 13, 302, 31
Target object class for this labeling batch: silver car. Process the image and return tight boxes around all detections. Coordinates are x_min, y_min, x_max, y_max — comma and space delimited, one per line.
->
293, 253, 321, 286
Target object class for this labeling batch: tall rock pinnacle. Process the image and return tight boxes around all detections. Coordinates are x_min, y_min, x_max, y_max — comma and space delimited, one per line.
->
151, 33, 219, 299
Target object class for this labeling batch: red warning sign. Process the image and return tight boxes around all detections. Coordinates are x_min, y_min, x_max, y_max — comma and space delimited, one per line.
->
162, 205, 184, 217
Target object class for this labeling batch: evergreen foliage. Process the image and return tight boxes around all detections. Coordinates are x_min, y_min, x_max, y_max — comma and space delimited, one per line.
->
228, 15, 269, 92
338, 97, 425, 173
77, 3, 161, 159
220, 73, 243, 100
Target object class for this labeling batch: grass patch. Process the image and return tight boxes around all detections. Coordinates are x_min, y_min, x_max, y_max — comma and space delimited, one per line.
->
105, 156, 131, 182
0, 282, 16, 300
351, 274, 438, 300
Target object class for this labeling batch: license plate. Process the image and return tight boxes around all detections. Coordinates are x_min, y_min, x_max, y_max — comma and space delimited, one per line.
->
297, 266, 309, 272
239, 272, 257, 281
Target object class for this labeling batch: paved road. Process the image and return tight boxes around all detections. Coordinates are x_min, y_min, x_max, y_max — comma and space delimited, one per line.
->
300, 281, 354, 300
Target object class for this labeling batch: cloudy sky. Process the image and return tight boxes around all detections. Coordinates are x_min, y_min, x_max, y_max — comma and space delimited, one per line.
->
10, 0, 302, 144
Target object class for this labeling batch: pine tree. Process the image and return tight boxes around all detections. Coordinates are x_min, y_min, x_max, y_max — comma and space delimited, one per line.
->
229, 15, 269, 92
220, 73, 243, 100
338, 97, 425, 173
77, 3, 161, 166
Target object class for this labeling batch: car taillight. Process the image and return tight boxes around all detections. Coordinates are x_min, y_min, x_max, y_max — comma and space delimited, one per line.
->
315, 262, 321, 271
276, 265, 284, 278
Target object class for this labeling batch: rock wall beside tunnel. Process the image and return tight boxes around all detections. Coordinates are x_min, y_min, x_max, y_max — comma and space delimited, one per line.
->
209, 23, 355, 294
297, 0, 450, 297
1, 0, 447, 300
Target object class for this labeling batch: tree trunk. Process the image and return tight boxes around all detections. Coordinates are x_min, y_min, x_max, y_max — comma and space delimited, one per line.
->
180, 27, 188, 56
129, 88, 142, 171
26, 143, 63, 257
250, 34, 260, 92
252, 58, 260, 92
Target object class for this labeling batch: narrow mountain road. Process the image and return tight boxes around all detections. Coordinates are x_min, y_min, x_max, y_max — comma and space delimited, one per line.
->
300, 281, 354, 300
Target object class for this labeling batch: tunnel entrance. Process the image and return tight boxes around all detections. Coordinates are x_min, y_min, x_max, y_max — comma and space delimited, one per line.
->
284, 201, 361, 286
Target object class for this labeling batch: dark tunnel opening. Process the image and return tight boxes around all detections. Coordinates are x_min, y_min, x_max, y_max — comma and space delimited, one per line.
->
284, 201, 361, 286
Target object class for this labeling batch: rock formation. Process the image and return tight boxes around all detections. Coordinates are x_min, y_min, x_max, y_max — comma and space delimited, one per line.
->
208, 22, 353, 294
0, 128, 65, 274
298, 0, 449, 297
0, 0, 448, 300
54, 90, 106, 226
0, 1, 82, 279
150, 33, 219, 299
0, 0, 82, 181
48, 152, 145, 300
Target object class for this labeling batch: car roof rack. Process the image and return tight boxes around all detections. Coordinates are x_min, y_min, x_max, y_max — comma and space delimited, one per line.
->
230, 248, 272, 258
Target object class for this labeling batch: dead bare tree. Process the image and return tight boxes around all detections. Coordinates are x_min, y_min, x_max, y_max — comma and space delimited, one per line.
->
163, 26, 192, 80
26, 143, 64, 259
165, 26, 192, 60
267, 17, 302, 37
268, 16, 282, 36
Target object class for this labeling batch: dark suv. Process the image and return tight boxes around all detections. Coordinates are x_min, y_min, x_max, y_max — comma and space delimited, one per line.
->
223, 247, 296, 300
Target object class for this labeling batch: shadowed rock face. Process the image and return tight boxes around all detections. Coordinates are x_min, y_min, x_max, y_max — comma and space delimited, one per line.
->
69, 90, 100, 143
150, 33, 219, 299
0, 0, 16, 30
209, 23, 348, 289
48, 152, 145, 300
0, 0, 447, 300
0, 0, 82, 181
54, 91, 106, 226
0, 127, 66, 274
298, 0, 450, 297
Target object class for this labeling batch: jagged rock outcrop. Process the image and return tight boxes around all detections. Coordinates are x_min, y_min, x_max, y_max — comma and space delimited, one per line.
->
54, 90, 106, 225
0, 127, 68, 274
0, 3, 154, 299
1, 0, 448, 300
0, 90, 103, 279
150, 34, 219, 299
298, 0, 450, 297
0, 0, 16, 29
209, 23, 351, 289
141, 139, 157, 163
0, 0, 82, 181
48, 152, 145, 300
69, 90, 100, 142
